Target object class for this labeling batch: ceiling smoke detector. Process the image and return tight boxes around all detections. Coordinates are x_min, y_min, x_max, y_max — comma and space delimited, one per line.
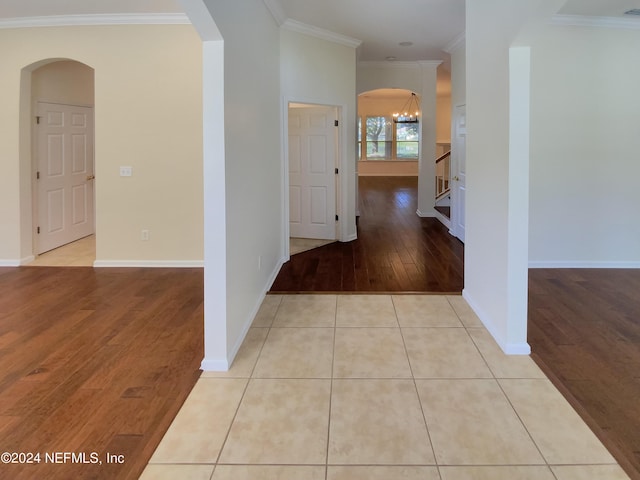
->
624, 8, 640, 15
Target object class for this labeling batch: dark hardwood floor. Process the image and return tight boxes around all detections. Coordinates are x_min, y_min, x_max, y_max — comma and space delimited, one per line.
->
270, 176, 464, 293
0, 267, 203, 480
529, 268, 640, 480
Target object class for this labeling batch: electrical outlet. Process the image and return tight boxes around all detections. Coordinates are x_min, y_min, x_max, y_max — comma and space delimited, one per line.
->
120, 166, 133, 177
141, 229, 149, 241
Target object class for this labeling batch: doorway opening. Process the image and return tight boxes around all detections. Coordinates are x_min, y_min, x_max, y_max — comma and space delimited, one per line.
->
287, 103, 340, 257
21, 59, 96, 266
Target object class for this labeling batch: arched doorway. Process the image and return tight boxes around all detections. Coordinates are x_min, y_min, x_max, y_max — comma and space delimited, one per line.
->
20, 59, 95, 265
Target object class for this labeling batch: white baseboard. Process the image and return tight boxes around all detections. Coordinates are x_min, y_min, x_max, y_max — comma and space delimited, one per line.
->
529, 260, 640, 269
20, 255, 35, 265
462, 289, 531, 355
433, 211, 451, 229
200, 358, 230, 371
342, 233, 358, 242
0, 259, 20, 267
93, 260, 204, 268
416, 209, 436, 218
202, 257, 286, 372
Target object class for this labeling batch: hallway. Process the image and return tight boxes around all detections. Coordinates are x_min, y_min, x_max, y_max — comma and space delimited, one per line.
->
271, 176, 464, 293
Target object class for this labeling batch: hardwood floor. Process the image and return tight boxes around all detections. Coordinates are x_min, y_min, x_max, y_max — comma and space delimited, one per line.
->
270, 176, 464, 293
0, 267, 203, 480
529, 268, 640, 480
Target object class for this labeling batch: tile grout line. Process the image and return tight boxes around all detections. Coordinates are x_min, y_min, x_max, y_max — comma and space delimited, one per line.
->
325, 295, 338, 480
391, 295, 442, 477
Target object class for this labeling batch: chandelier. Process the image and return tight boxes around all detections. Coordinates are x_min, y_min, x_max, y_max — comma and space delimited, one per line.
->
393, 92, 420, 124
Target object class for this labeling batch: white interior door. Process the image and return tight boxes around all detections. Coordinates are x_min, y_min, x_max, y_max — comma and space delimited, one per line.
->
451, 104, 466, 243
288, 105, 337, 240
36, 102, 95, 254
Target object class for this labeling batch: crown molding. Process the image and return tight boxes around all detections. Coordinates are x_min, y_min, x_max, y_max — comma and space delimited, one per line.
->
0, 13, 190, 29
552, 14, 640, 30
281, 18, 361, 48
262, 0, 286, 26
358, 60, 441, 69
443, 32, 465, 54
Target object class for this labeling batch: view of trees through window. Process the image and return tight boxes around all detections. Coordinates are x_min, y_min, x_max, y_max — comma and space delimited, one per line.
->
359, 116, 419, 161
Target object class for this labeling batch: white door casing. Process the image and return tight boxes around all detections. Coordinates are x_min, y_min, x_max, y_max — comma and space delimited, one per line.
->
288, 105, 337, 240
36, 102, 95, 254
451, 104, 466, 243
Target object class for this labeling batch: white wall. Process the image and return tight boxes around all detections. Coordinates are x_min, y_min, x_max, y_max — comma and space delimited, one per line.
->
0, 25, 203, 266
357, 62, 439, 215
529, 24, 640, 267
281, 28, 358, 242
203, 0, 282, 366
464, 0, 548, 354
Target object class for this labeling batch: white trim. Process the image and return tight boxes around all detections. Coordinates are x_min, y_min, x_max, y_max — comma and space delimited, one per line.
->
202, 257, 284, 372
0, 260, 20, 267
200, 358, 229, 371
416, 208, 436, 218
443, 32, 465, 54
342, 233, 358, 243
0, 13, 190, 29
529, 260, 640, 269
551, 14, 640, 30
358, 60, 442, 69
463, 289, 531, 356
20, 255, 36, 265
262, 0, 287, 26
433, 210, 451, 230
92, 260, 204, 268
282, 19, 361, 48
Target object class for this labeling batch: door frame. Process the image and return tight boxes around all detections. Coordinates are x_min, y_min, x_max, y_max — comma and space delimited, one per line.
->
450, 103, 466, 242
33, 100, 96, 255
281, 98, 344, 260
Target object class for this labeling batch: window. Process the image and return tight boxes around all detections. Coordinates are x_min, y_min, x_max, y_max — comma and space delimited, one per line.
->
396, 123, 419, 159
365, 116, 392, 160
360, 115, 419, 161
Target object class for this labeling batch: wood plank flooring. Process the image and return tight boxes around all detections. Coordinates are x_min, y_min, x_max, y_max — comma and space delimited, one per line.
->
0, 267, 203, 480
529, 268, 640, 480
270, 176, 464, 293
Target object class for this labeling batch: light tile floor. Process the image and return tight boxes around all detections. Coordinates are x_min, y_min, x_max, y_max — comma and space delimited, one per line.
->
26, 234, 95, 266
141, 294, 631, 480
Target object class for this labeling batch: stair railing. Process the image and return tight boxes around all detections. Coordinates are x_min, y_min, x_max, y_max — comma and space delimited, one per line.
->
435, 150, 451, 200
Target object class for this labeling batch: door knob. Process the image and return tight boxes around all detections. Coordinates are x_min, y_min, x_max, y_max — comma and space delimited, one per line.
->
86, 175, 95, 181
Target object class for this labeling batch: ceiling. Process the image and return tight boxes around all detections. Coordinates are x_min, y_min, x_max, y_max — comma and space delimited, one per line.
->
1, 0, 637, 65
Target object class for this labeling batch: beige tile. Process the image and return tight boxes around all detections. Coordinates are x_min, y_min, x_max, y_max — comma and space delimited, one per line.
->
392, 295, 463, 327
213, 465, 326, 480
336, 295, 398, 327
551, 465, 631, 480
328, 379, 435, 465
252, 295, 282, 327
499, 379, 616, 464
273, 294, 336, 327
139, 464, 215, 480
150, 378, 247, 463
328, 466, 440, 480
333, 328, 412, 378
202, 328, 268, 378
415, 379, 544, 465
253, 327, 334, 378
219, 379, 330, 464
446, 295, 483, 327
403, 328, 492, 378
439, 466, 555, 480
468, 328, 546, 379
